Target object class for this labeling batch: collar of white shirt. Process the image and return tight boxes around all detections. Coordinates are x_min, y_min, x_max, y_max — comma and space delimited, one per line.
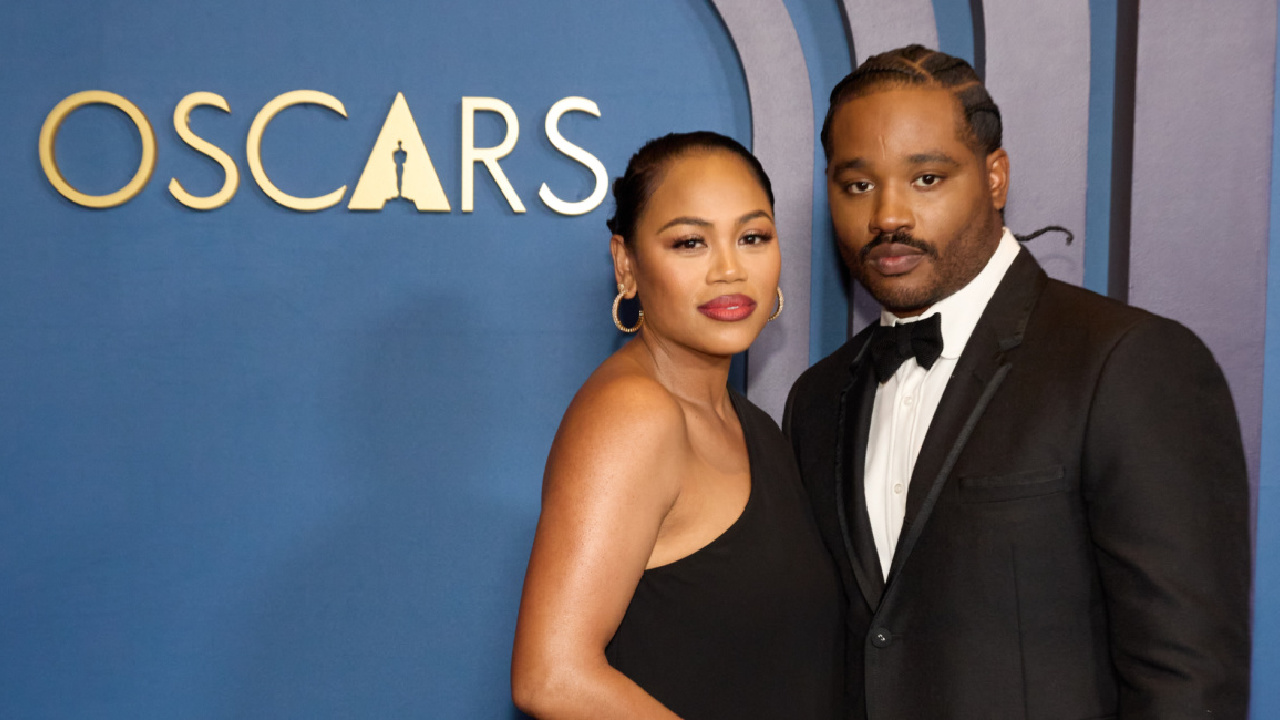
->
879, 227, 1021, 361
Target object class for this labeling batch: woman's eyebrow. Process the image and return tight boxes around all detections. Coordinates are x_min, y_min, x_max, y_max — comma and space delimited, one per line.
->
657, 210, 773, 233
656, 216, 712, 233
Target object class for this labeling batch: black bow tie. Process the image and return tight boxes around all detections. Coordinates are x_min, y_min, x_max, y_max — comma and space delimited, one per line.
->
868, 313, 944, 383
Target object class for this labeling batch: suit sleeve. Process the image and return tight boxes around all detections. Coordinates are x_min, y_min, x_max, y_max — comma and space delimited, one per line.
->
782, 379, 799, 448
1082, 316, 1252, 719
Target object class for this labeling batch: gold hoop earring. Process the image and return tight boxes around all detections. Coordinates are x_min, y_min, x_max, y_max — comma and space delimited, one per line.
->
768, 287, 784, 322
612, 284, 643, 333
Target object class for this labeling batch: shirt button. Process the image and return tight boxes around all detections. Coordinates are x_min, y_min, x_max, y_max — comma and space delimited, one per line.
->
893, 483, 904, 494
871, 628, 893, 648
903, 395, 915, 406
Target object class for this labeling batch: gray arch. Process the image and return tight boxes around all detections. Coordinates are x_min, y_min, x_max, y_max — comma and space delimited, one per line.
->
710, 0, 814, 421
841, 0, 937, 61
838, 3, 940, 334
1127, 1, 1276, 492
982, 0, 1091, 286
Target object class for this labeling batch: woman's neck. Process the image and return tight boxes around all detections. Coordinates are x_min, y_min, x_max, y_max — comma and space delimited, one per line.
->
633, 330, 735, 419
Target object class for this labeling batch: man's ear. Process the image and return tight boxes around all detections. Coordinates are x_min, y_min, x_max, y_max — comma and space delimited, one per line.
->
610, 234, 636, 297
986, 148, 1010, 211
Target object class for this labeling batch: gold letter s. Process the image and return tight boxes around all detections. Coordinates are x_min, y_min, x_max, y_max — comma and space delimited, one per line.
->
169, 92, 239, 210
539, 97, 607, 216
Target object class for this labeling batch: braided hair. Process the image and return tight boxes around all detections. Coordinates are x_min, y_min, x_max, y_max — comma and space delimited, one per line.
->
820, 44, 1002, 160
606, 131, 775, 246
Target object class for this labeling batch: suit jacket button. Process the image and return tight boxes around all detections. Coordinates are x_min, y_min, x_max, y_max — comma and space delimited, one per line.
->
870, 628, 893, 648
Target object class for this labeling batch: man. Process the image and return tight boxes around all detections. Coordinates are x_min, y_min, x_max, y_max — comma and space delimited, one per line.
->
784, 45, 1252, 719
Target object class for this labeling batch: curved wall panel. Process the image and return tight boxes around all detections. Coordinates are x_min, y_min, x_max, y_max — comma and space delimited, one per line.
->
983, 0, 1091, 286
842, 0, 938, 60
1127, 1, 1276, 492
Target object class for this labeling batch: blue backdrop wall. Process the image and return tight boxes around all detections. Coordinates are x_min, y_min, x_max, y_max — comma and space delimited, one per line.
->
1, 1, 1277, 717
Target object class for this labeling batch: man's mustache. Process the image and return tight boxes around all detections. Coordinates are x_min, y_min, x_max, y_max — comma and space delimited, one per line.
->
859, 230, 937, 261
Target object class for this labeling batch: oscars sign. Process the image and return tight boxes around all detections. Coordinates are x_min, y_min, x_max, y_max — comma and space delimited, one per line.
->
38, 90, 608, 216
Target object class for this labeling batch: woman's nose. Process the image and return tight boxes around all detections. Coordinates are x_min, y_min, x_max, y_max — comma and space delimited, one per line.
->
708, 243, 744, 282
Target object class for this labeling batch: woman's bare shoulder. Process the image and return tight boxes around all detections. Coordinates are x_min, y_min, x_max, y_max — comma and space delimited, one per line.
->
545, 352, 688, 500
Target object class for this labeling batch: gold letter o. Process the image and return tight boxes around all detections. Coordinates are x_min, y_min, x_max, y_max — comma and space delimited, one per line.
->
38, 90, 157, 208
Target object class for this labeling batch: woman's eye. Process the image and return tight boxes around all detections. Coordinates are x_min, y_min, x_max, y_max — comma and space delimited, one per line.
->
844, 180, 873, 195
913, 174, 941, 188
672, 237, 704, 250
740, 232, 774, 246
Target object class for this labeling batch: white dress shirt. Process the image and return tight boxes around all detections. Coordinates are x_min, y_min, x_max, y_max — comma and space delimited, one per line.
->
864, 228, 1021, 578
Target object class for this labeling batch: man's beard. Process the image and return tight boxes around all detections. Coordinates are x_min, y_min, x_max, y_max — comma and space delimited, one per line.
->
846, 222, 1000, 315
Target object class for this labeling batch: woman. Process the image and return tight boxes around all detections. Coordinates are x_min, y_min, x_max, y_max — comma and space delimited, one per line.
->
511, 132, 842, 720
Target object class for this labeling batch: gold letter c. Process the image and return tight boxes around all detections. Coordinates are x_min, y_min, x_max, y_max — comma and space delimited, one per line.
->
246, 90, 349, 212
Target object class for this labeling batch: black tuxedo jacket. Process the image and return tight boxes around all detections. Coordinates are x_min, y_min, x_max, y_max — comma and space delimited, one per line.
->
784, 249, 1252, 719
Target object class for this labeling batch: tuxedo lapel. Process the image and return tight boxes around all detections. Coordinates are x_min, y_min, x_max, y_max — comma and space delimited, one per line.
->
886, 249, 1048, 584
833, 330, 885, 611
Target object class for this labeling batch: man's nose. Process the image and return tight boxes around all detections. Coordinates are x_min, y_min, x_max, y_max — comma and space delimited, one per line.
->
869, 185, 913, 236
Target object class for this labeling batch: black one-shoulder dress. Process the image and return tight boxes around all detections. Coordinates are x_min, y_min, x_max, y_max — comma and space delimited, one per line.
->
604, 389, 844, 720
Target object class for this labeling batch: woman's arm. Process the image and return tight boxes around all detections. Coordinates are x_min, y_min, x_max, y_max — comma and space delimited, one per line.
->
511, 375, 688, 720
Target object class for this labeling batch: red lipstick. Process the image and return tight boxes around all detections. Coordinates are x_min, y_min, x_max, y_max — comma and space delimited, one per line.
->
698, 294, 757, 322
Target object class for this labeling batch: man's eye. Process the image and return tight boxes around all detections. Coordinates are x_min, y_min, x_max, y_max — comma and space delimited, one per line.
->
845, 181, 873, 195
913, 174, 942, 188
